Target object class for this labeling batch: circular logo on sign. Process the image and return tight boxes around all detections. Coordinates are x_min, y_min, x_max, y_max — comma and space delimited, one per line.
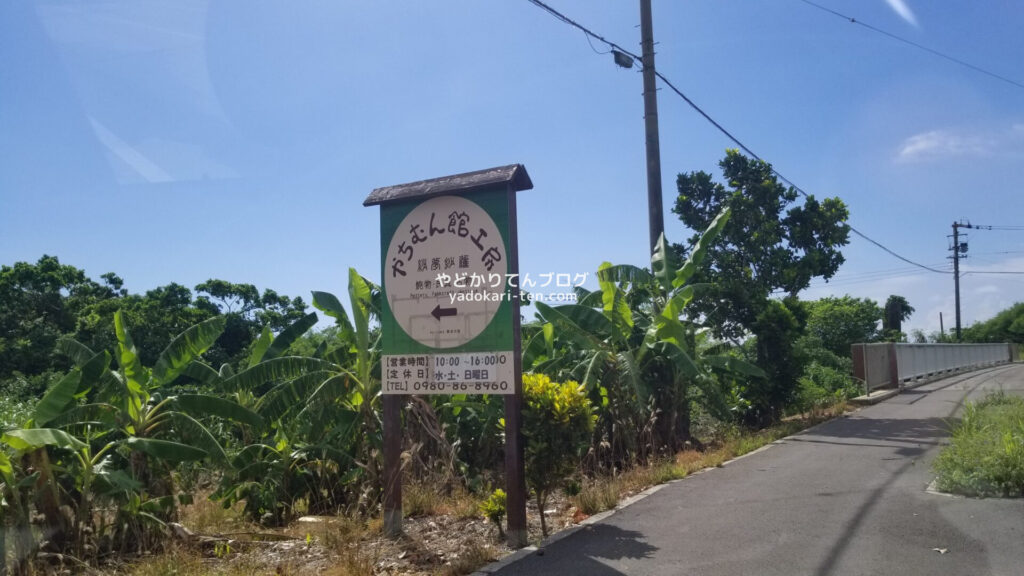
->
384, 195, 507, 349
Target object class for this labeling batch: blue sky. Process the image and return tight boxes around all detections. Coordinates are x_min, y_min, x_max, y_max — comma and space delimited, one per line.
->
2, 0, 1022, 337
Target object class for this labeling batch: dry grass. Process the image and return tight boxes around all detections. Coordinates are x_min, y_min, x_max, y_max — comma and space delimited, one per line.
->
571, 402, 850, 518
318, 546, 378, 576
314, 515, 377, 555
403, 483, 482, 520
438, 488, 481, 520
127, 546, 273, 576
128, 404, 850, 576
177, 492, 252, 535
572, 480, 620, 515
439, 542, 498, 576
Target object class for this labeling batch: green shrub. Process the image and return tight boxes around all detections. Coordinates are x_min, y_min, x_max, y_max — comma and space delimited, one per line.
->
792, 362, 859, 415
934, 392, 1024, 497
522, 373, 595, 536
478, 488, 507, 537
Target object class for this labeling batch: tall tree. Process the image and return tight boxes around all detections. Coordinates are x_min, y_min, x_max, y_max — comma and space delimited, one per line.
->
195, 279, 308, 368
672, 150, 850, 423
882, 295, 915, 341
0, 256, 121, 382
961, 302, 1024, 344
804, 295, 882, 357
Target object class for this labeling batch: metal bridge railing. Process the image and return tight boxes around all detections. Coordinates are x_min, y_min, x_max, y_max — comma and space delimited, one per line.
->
851, 342, 1014, 396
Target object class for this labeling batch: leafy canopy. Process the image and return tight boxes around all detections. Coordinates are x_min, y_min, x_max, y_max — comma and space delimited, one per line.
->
804, 295, 882, 358
672, 149, 851, 339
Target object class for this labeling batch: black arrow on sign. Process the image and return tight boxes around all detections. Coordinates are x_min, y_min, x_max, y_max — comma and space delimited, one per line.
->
431, 304, 458, 321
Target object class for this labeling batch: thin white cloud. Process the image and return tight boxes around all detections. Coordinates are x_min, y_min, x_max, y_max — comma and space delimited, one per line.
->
896, 125, 1024, 163
884, 0, 919, 27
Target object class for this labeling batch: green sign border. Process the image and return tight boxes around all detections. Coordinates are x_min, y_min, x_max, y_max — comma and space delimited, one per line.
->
379, 186, 513, 355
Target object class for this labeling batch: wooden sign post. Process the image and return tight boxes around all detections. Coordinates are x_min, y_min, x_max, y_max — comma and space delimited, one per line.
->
363, 164, 532, 548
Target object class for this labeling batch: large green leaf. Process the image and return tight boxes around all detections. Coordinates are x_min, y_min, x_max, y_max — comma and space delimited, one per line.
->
661, 286, 696, 323
348, 268, 373, 379
55, 338, 96, 367
171, 394, 264, 428
581, 350, 610, 391
224, 356, 337, 393
3, 428, 87, 452
263, 312, 318, 361
47, 403, 119, 430
535, 302, 611, 349
596, 263, 653, 286
650, 232, 673, 296
78, 350, 112, 391
93, 457, 143, 495
115, 310, 149, 393
0, 452, 13, 481
522, 330, 548, 369
674, 207, 731, 288
543, 322, 555, 357
152, 316, 227, 386
126, 437, 207, 462
248, 325, 274, 368
597, 262, 634, 340
703, 355, 766, 378
616, 350, 648, 405
576, 288, 603, 308
256, 371, 334, 422
181, 361, 222, 387
32, 369, 82, 427
296, 374, 356, 419
303, 406, 361, 445
165, 412, 229, 464
230, 444, 280, 471
311, 290, 356, 337
648, 341, 700, 379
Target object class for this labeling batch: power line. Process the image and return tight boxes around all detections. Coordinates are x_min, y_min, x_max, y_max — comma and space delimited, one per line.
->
797, 0, 1024, 91
971, 250, 1024, 255
525, 0, 951, 275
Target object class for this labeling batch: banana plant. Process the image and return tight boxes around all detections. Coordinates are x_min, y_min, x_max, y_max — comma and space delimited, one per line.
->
529, 207, 764, 457
213, 268, 382, 522
56, 311, 262, 498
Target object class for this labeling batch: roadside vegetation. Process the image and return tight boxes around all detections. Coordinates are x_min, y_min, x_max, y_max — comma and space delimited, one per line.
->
934, 392, 1024, 498
0, 151, 941, 574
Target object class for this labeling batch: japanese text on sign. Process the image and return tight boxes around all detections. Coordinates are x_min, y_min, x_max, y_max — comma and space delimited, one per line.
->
382, 351, 515, 395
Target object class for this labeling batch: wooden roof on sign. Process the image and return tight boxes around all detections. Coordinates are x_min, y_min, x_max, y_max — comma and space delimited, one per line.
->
363, 164, 533, 207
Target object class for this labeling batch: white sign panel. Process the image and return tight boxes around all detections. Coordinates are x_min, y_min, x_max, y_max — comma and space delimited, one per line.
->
382, 351, 515, 395
384, 195, 506, 349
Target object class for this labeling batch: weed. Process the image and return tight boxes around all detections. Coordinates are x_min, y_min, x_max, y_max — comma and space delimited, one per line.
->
441, 487, 481, 520
572, 479, 620, 515
403, 483, 444, 517
440, 543, 497, 576
934, 392, 1024, 497
478, 489, 507, 536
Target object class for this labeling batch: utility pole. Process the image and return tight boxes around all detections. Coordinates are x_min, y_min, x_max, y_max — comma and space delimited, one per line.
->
949, 221, 973, 341
951, 222, 962, 341
949, 220, 991, 341
639, 0, 664, 254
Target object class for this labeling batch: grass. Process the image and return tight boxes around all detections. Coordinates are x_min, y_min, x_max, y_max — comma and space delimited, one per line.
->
934, 391, 1024, 498
439, 543, 498, 576
572, 402, 848, 516
131, 404, 850, 575
128, 546, 273, 576
402, 483, 481, 519
177, 491, 252, 535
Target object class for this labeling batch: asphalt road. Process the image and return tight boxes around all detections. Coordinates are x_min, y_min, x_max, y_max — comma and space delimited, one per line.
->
492, 363, 1024, 576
